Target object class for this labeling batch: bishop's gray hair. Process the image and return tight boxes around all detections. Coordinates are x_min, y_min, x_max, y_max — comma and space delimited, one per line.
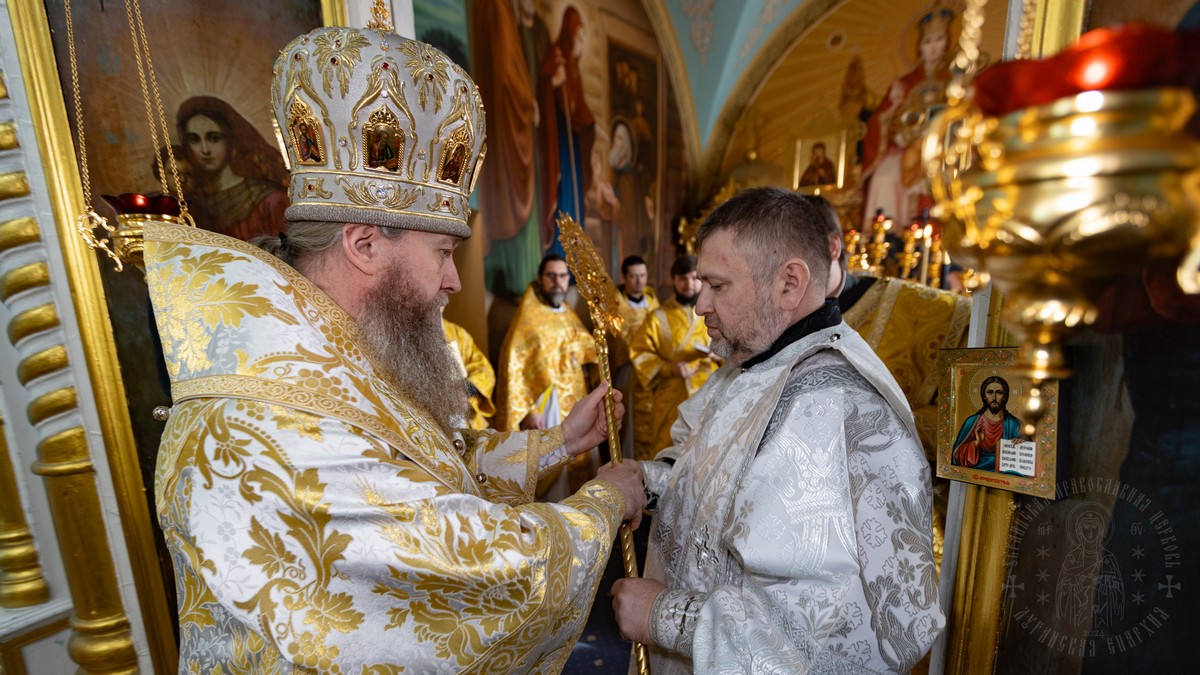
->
253, 220, 405, 273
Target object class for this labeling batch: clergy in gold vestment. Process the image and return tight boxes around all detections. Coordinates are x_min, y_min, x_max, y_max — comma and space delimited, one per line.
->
498, 255, 597, 495
629, 255, 718, 460
151, 28, 646, 674
613, 255, 658, 457
497, 255, 597, 432
443, 317, 496, 429
615, 255, 659, 345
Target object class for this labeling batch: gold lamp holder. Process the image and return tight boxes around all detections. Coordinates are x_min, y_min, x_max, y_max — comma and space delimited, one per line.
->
923, 7, 1200, 411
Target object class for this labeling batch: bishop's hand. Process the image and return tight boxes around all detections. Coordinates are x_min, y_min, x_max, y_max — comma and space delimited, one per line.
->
596, 460, 644, 527
561, 382, 622, 456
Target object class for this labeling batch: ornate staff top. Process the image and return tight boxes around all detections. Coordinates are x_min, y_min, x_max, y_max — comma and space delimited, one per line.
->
555, 213, 651, 675
557, 214, 624, 337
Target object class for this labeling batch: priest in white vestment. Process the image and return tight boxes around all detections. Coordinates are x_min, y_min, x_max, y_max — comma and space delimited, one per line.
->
613, 186, 944, 673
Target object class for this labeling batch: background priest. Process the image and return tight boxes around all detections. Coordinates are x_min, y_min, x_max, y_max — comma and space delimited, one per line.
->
613, 254, 659, 456
497, 254, 600, 497
443, 316, 496, 429
628, 254, 718, 460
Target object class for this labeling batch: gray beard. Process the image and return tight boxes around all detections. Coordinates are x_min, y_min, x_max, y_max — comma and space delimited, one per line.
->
711, 288, 787, 367
711, 338, 733, 362
358, 265, 469, 437
541, 288, 566, 308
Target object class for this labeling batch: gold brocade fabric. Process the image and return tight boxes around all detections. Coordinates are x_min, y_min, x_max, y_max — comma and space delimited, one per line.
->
618, 287, 658, 340
444, 318, 496, 430
841, 276, 971, 451
629, 297, 718, 460
496, 284, 597, 432
613, 288, 659, 460
145, 222, 624, 672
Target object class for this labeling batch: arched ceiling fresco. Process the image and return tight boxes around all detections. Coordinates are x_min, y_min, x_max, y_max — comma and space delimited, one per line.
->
646, 0, 1011, 197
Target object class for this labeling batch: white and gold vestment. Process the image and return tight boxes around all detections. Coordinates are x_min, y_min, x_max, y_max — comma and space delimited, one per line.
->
842, 275, 971, 450
147, 223, 625, 673
640, 319, 944, 673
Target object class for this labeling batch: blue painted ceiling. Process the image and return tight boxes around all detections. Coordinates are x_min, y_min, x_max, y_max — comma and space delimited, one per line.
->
664, 0, 806, 149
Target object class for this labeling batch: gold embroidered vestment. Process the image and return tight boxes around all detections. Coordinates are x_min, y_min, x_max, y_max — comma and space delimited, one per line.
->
146, 223, 625, 673
497, 284, 597, 431
444, 318, 496, 429
629, 297, 717, 460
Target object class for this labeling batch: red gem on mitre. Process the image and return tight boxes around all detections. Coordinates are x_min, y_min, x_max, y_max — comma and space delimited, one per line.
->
382, 63, 389, 69
331, 57, 338, 65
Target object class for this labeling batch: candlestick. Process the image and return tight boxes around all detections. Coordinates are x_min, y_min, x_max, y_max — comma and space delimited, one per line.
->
919, 224, 933, 286
867, 214, 892, 275
929, 236, 945, 288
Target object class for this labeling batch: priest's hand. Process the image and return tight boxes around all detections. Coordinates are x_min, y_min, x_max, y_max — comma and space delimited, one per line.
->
595, 460, 644, 527
521, 411, 546, 430
612, 577, 666, 645
672, 361, 698, 379
562, 382, 623, 455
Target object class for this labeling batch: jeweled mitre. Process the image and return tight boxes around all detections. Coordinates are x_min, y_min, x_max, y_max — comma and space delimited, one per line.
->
272, 26, 486, 237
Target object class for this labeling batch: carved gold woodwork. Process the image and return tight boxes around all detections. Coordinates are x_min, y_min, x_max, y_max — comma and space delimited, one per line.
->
0, 121, 17, 150
3, 4, 163, 670
0, 414, 50, 608
0, 215, 139, 673
2, 1, 352, 672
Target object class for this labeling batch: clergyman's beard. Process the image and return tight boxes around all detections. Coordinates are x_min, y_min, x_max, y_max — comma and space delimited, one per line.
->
540, 285, 566, 308
709, 286, 786, 367
675, 292, 698, 306
358, 267, 468, 436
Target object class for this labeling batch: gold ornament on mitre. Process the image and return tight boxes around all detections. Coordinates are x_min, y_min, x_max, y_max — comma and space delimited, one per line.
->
273, 26, 486, 238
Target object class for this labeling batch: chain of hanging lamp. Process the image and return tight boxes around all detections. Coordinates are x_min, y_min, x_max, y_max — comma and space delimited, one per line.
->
124, 0, 191, 219
947, 0, 1037, 105
63, 0, 193, 272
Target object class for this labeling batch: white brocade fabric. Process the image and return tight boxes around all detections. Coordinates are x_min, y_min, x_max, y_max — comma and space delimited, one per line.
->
642, 324, 944, 673
144, 223, 625, 673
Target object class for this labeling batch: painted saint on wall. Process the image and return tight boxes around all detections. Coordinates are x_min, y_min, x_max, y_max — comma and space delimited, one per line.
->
176, 96, 290, 242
